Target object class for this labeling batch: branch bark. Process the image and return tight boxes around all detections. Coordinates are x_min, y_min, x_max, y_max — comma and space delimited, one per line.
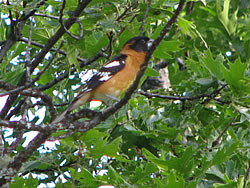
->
140, 84, 227, 102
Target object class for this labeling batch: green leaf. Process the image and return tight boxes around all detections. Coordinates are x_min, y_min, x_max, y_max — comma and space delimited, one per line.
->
212, 143, 239, 165
10, 175, 38, 188
166, 172, 185, 188
200, 49, 224, 80
143, 147, 194, 178
220, 58, 247, 92
10, 176, 25, 188
164, 147, 194, 177
67, 46, 80, 71
47, 0, 61, 6
145, 67, 160, 77
178, 17, 193, 35
80, 129, 127, 161
22, 161, 43, 171
37, 67, 53, 85
154, 40, 181, 59
131, 162, 158, 184
195, 78, 214, 85
84, 33, 108, 57
69, 167, 102, 186
216, 0, 238, 36
108, 166, 131, 186
163, 40, 182, 52
198, 142, 240, 177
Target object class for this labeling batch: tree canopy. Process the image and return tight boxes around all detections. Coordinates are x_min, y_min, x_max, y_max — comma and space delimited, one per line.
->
0, 0, 249, 187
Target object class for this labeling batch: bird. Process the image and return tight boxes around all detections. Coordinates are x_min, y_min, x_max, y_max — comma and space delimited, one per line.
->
52, 36, 153, 123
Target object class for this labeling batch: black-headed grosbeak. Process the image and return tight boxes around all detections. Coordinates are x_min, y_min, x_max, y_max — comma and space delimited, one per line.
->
53, 36, 153, 123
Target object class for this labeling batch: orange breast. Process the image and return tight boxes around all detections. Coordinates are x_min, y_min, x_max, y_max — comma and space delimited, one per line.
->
92, 52, 146, 101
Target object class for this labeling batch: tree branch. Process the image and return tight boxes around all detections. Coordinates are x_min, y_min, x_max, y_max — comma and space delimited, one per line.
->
0, 119, 45, 132
244, 161, 250, 188
140, 84, 227, 102
116, 1, 138, 21
19, 37, 87, 63
36, 71, 70, 91
139, 0, 152, 36
212, 117, 235, 147
59, 0, 83, 40
6, 99, 25, 120
25, 19, 33, 83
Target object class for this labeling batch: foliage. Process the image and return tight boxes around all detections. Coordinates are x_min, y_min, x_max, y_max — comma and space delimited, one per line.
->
0, 0, 249, 187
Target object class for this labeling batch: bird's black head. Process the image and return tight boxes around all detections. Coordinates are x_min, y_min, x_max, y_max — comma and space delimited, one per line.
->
123, 36, 153, 53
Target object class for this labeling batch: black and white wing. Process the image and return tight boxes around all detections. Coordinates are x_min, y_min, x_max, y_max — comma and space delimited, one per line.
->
75, 54, 127, 99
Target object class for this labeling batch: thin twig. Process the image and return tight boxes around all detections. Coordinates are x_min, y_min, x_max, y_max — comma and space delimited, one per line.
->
25, 2, 138, 68
201, 85, 227, 104
80, 51, 109, 67
20, 37, 87, 63
68, 109, 101, 121
59, 0, 83, 40
244, 161, 250, 188
212, 117, 236, 147
139, 0, 152, 36
6, 0, 13, 24
47, 131, 74, 141
6, 99, 25, 120
33, 40, 64, 82
36, 71, 70, 91
0, 0, 92, 119
3, 130, 24, 155
16, 0, 47, 22
0, 2, 93, 186
0, 87, 57, 120
0, 128, 7, 156
0, 85, 25, 97
117, 15, 137, 38
71, 147, 81, 188
27, 101, 70, 108
0, 119, 45, 132
26, 19, 33, 83
140, 84, 227, 101
213, 97, 231, 104
21, 98, 29, 122
34, 13, 59, 20
116, 1, 138, 21
20, 159, 77, 177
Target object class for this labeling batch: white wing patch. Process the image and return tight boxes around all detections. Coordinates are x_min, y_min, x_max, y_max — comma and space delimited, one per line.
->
103, 60, 124, 68
99, 73, 112, 81
98, 60, 125, 81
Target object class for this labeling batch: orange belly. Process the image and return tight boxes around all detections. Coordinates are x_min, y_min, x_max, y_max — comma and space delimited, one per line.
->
92, 59, 141, 101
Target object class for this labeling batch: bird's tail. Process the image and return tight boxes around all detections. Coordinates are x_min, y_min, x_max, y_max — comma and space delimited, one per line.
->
51, 106, 72, 124
52, 92, 92, 124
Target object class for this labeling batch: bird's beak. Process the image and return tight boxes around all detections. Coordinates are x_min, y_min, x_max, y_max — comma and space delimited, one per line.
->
147, 39, 154, 49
